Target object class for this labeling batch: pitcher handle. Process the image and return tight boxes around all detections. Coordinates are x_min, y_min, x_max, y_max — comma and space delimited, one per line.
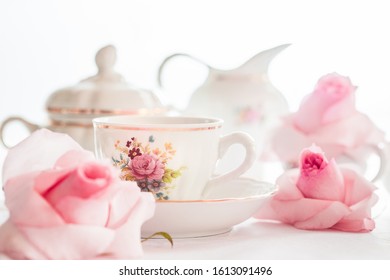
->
369, 143, 387, 183
157, 53, 210, 88
343, 143, 387, 183
0, 116, 40, 148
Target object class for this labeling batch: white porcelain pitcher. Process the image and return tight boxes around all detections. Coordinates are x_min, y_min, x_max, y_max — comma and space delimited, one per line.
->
158, 44, 290, 179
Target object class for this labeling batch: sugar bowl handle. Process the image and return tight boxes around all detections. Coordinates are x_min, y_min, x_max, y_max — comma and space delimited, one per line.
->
0, 116, 40, 148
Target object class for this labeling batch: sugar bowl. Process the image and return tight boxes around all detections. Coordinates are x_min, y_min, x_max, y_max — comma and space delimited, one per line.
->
0, 45, 166, 150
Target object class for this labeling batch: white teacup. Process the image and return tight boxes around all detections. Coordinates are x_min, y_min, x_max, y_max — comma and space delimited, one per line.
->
93, 116, 256, 200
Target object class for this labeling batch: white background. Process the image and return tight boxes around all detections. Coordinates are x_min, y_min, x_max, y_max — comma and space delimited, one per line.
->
1, 0, 390, 162
1, 1, 390, 266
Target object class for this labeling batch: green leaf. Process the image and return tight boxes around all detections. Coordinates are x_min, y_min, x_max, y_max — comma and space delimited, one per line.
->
142, 231, 173, 247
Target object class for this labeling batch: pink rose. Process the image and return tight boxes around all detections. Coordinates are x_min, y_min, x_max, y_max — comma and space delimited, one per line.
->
255, 145, 378, 232
294, 73, 357, 133
130, 154, 164, 180
265, 73, 385, 164
0, 129, 155, 259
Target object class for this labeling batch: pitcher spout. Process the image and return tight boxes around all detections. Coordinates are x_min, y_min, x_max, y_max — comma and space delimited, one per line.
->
235, 44, 290, 75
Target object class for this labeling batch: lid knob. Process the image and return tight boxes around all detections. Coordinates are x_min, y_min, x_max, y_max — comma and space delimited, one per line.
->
95, 45, 117, 74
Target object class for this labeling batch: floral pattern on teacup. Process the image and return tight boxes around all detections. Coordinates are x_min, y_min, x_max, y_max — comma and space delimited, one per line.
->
112, 136, 185, 200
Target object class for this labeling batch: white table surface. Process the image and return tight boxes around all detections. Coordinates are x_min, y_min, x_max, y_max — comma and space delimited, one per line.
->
1, 201, 389, 260
141, 203, 390, 260
1, 147, 390, 260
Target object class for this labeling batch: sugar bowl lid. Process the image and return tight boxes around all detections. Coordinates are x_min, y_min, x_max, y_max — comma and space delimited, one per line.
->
46, 45, 165, 121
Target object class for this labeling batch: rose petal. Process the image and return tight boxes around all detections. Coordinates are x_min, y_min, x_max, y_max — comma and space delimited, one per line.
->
20, 225, 115, 260
322, 94, 356, 124
292, 73, 356, 132
268, 198, 344, 225
271, 118, 313, 163
0, 128, 156, 260
253, 198, 280, 220
4, 173, 65, 227
293, 201, 351, 230
321, 85, 356, 124
34, 168, 72, 195
297, 158, 345, 201
54, 196, 109, 226
43, 162, 112, 206
293, 95, 329, 132
332, 218, 375, 232
342, 168, 377, 206
2, 129, 83, 184
266, 73, 385, 168
255, 164, 352, 229
0, 221, 46, 260
273, 170, 303, 200
347, 195, 378, 220
103, 181, 142, 228
334, 195, 378, 232
54, 149, 95, 169
313, 114, 383, 150
106, 192, 155, 259
255, 170, 303, 220
271, 119, 349, 163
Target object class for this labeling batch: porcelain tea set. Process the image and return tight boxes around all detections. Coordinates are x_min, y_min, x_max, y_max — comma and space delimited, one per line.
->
1, 44, 388, 238
0, 45, 167, 151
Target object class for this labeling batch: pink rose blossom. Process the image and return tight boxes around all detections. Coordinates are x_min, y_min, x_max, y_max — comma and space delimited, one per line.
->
130, 154, 164, 180
0, 129, 155, 259
293, 73, 357, 133
264, 73, 385, 164
255, 145, 378, 232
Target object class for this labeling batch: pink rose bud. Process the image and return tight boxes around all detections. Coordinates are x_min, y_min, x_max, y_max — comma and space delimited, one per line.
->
255, 145, 378, 232
297, 145, 345, 201
293, 73, 357, 133
265, 73, 385, 165
44, 162, 113, 206
0, 129, 155, 260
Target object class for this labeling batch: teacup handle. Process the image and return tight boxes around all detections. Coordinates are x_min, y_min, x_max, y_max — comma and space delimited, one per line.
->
344, 143, 387, 182
207, 132, 256, 186
0, 116, 40, 148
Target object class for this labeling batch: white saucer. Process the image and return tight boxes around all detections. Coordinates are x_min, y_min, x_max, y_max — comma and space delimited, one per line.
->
141, 178, 276, 239
0, 180, 276, 239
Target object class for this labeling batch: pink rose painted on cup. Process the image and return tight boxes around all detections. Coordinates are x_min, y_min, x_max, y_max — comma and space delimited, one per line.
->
0, 129, 155, 260
265, 73, 385, 165
130, 154, 164, 180
255, 145, 378, 232
113, 136, 185, 200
